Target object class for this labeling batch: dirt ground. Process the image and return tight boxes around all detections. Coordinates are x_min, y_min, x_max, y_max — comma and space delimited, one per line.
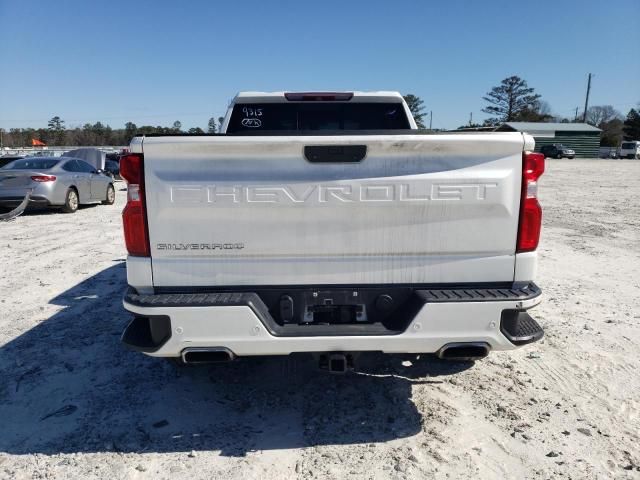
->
1, 159, 639, 479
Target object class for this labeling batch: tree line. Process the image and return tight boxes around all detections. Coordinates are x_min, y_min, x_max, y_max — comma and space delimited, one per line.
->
2, 81, 639, 148
0, 116, 225, 148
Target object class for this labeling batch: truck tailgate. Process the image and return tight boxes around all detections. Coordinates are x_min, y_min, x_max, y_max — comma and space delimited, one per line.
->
140, 133, 527, 287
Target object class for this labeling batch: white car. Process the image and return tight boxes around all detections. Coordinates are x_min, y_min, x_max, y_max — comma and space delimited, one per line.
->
119, 91, 544, 372
618, 141, 640, 159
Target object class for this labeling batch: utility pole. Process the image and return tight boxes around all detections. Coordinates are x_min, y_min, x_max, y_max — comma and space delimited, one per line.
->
574, 107, 579, 122
582, 73, 592, 122
469, 112, 473, 126
429, 111, 433, 130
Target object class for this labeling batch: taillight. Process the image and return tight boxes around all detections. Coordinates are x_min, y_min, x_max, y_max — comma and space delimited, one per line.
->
284, 92, 353, 101
31, 175, 56, 182
517, 152, 545, 252
120, 153, 150, 257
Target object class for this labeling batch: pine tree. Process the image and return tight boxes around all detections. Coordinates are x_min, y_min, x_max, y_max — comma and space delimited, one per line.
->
47, 116, 66, 145
403, 94, 426, 129
482, 76, 541, 122
207, 117, 217, 133
623, 109, 640, 140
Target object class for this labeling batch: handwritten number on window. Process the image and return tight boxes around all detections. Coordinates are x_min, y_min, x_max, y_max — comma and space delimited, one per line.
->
242, 107, 263, 117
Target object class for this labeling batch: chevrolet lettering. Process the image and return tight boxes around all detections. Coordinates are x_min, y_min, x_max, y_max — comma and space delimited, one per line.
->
169, 182, 500, 204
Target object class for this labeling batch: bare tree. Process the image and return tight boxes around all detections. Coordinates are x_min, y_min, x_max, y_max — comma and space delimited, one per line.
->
536, 100, 553, 117
517, 99, 554, 122
585, 105, 622, 127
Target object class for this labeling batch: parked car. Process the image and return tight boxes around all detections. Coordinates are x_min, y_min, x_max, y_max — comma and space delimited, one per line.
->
598, 147, 618, 159
105, 152, 121, 163
120, 91, 545, 372
0, 155, 24, 169
104, 159, 121, 179
618, 141, 640, 159
0, 156, 115, 213
540, 144, 575, 159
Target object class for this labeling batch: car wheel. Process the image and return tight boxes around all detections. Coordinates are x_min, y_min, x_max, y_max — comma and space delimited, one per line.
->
61, 188, 79, 213
102, 184, 115, 205
556, 153, 563, 159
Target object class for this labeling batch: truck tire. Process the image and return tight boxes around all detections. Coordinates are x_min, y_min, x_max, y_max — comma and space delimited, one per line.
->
61, 188, 79, 213
102, 184, 115, 205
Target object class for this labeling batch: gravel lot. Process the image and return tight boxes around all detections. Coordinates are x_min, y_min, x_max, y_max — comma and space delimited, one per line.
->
1, 159, 639, 479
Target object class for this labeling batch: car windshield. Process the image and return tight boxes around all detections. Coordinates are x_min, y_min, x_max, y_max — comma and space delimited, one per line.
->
3, 158, 59, 170
621, 142, 636, 149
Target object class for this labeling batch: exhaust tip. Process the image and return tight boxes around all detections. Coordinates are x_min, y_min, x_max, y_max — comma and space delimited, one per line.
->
436, 342, 490, 361
181, 347, 235, 364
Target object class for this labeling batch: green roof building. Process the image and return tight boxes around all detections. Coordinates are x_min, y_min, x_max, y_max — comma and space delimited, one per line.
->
497, 122, 602, 158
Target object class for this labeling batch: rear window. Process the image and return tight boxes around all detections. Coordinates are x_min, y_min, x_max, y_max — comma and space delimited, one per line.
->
621, 142, 637, 149
226, 103, 411, 133
4, 159, 59, 170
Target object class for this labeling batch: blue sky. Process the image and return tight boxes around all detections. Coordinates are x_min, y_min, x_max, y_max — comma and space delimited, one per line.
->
1, 0, 638, 130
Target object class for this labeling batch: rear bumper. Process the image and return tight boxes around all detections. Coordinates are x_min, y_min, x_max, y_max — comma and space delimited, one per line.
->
122, 283, 543, 357
0, 195, 51, 208
0, 184, 55, 207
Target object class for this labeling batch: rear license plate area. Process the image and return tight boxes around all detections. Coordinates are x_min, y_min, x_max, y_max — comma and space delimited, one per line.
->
303, 303, 366, 324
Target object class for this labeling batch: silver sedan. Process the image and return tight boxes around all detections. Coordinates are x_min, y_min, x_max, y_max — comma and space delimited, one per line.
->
0, 156, 115, 214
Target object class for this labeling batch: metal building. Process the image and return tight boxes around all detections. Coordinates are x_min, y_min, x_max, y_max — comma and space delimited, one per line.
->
497, 122, 601, 158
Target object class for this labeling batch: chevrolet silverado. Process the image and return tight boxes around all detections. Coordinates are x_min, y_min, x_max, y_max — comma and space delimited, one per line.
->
120, 91, 545, 372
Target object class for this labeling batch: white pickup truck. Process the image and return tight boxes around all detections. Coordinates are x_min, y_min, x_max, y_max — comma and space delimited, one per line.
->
120, 91, 544, 372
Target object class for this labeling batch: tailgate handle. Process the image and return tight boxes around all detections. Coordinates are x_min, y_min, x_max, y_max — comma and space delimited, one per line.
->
304, 145, 366, 163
